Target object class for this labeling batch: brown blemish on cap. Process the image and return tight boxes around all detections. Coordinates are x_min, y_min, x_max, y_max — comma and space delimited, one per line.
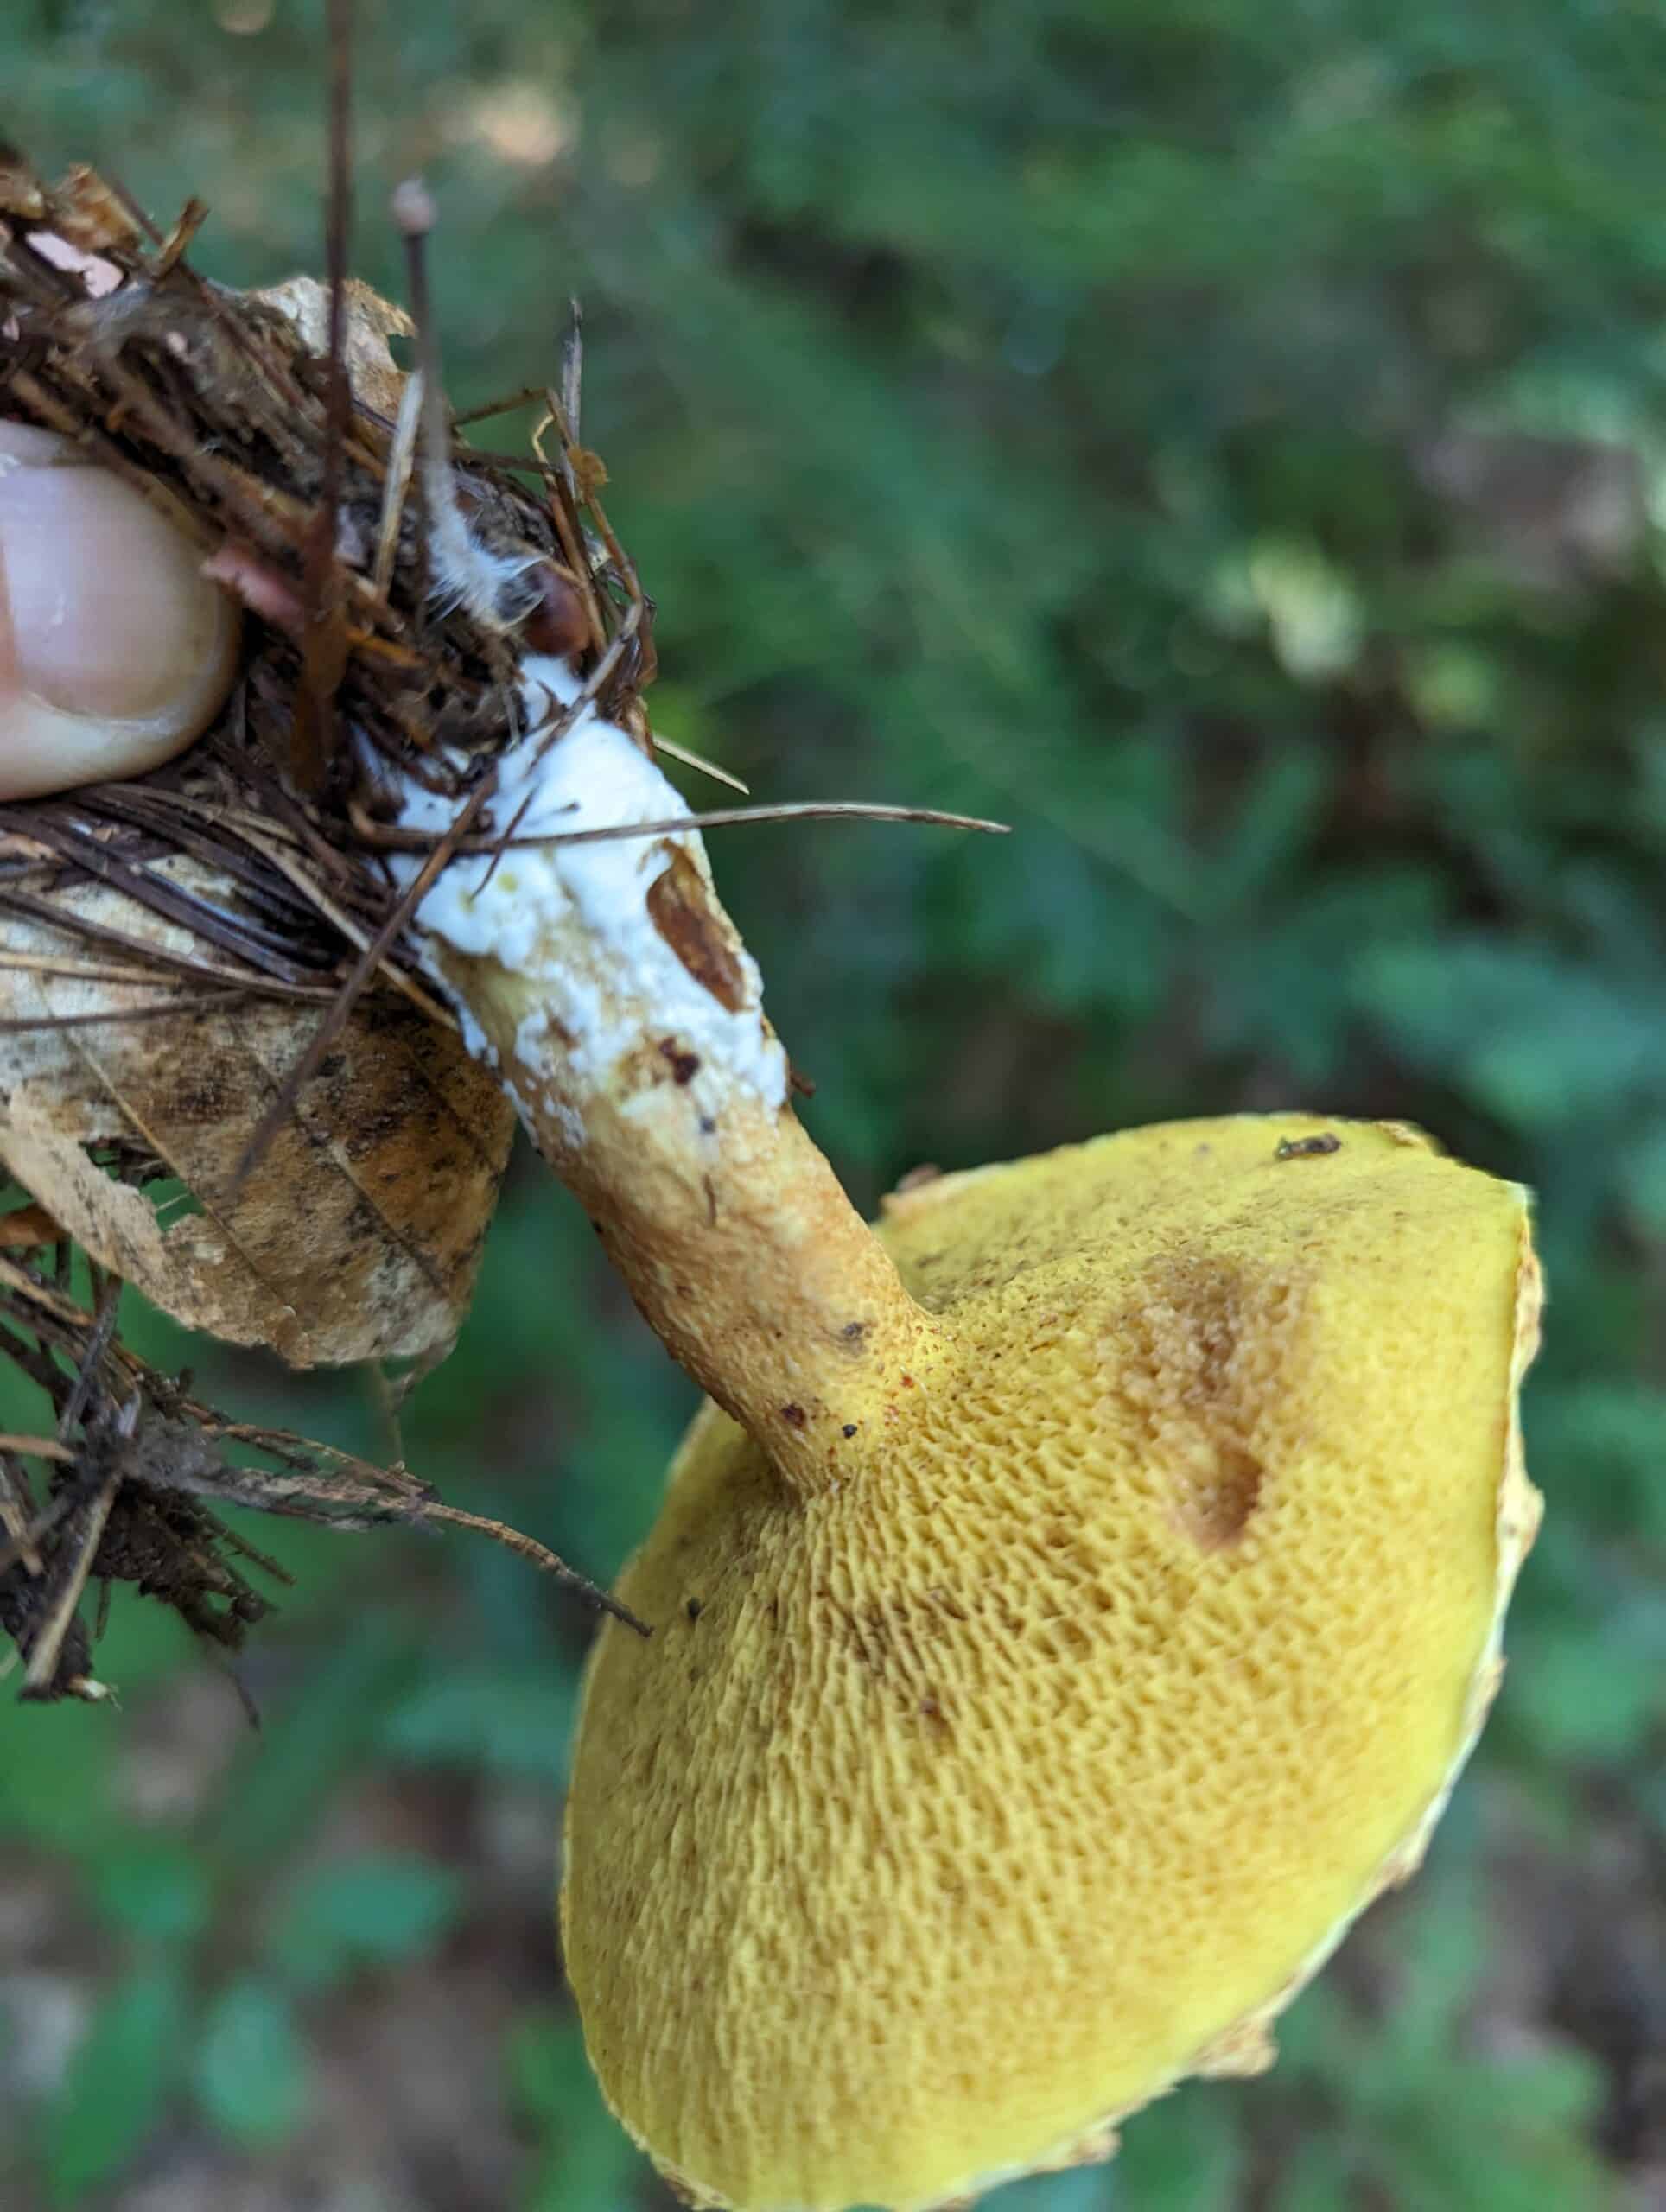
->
1111, 1254, 1299, 1551
1275, 1132, 1341, 1160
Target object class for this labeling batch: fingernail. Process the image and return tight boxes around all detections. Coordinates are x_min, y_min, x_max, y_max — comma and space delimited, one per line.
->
0, 423, 240, 797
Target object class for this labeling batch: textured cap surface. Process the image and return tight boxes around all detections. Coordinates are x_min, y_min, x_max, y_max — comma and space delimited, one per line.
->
563, 1116, 1541, 2211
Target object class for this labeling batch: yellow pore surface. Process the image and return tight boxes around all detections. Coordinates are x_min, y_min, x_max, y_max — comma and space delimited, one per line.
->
563, 1116, 1539, 2212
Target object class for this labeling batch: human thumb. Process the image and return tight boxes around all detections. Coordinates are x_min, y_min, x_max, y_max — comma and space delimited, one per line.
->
0, 422, 240, 800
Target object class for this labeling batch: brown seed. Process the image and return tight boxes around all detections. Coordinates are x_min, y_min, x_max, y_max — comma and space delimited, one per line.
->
521, 559, 590, 658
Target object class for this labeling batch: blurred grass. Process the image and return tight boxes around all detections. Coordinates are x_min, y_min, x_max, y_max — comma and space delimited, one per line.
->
3, 0, 1665, 2204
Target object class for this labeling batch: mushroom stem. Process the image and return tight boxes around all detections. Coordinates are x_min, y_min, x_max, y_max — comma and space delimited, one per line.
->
400, 664, 934, 1496
452, 969, 931, 1491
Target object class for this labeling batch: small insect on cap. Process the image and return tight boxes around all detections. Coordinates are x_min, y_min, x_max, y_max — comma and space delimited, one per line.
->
563, 1116, 1542, 2212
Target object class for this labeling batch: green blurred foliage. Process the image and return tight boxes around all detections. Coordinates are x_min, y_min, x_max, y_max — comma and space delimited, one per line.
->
4, 0, 1666, 2204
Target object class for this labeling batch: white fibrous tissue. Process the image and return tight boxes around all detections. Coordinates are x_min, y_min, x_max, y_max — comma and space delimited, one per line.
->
391, 654, 788, 1119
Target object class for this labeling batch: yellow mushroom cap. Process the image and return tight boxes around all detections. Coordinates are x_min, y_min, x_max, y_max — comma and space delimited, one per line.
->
562, 1116, 1542, 2212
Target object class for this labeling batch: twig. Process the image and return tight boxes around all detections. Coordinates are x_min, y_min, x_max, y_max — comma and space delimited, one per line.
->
153, 197, 208, 279
559, 297, 583, 460
0, 988, 251, 1035
449, 381, 549, 429
232, 824, 458, 1031
0, 1487, 82, 1579
0, 1435, 75, 1462
416, 1500, 650, 1634
355, 798, 1013, 855
290, 0, 358, 792
372, 368, 423, 597
651, 736, 750, 795
21, 1469, 119, 1697
0, 950, 181, 987
57, 1280, 123, 1440
0, 1451, 44, 1573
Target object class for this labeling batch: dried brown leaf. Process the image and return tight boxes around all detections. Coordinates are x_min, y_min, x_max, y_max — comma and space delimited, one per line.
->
252, 275, 414, 420
47, 164, 144, 255
0, 862, 514, 1365
0, 160, 48, 222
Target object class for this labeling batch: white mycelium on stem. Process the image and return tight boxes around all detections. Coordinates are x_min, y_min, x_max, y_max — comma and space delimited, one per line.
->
394, 648, 927, 1493
393, 654, 788, 1135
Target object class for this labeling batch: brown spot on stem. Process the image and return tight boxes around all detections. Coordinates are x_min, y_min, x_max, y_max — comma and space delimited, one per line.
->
646, 847, 747, 1010
658, 1039, 702, 1085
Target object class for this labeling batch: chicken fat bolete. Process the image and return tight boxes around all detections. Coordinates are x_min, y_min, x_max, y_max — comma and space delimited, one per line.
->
561, 1116, 1540, 2212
